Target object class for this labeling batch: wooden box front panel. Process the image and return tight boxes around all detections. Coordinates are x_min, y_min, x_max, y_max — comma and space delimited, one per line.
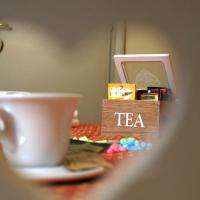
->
101, 100, 160, 135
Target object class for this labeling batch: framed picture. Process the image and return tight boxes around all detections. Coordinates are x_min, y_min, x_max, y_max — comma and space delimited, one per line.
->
113, 54, 176, 95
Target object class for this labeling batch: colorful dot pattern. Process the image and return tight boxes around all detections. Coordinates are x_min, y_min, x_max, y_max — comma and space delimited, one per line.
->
71, 124, 153, 153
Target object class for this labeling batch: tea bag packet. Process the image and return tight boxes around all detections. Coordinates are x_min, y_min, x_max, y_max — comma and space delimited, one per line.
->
70, 139, 111, 153
64, 151, 112, 171
108, 83, 136, 100
147, 87, 172, 100
140, 90, 159, 101
68, 142, 104, 153
136, 87, 172, 100
64, 142, 113, 171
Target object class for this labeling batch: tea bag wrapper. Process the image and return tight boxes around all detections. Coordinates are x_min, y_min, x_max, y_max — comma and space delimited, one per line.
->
108, 83, 136, 100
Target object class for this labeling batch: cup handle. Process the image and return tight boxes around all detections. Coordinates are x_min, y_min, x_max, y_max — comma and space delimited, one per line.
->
0, 109, 7, 137
0, 109, 16, 152
0, 117, 6, 133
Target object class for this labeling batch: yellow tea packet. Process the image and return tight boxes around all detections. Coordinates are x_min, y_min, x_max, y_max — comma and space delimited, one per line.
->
108, 83, 136, 100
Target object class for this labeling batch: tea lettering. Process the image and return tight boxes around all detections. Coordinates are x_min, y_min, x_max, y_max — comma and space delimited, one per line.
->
114, 112, 145, 128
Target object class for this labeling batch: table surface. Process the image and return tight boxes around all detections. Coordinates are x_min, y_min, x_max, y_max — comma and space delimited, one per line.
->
42, 124, 147, 200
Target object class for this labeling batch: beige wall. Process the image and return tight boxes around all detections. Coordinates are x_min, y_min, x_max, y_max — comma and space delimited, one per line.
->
0, 1, 112, 123
0, 0, 198, 123
124, 22, 178, 89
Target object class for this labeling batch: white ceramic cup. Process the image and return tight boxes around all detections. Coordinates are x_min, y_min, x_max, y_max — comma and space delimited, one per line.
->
0, 92, 81, 167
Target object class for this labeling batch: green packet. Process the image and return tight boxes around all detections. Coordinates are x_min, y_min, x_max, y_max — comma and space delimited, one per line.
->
64, 140, 113, 171
68, 139, 111, 153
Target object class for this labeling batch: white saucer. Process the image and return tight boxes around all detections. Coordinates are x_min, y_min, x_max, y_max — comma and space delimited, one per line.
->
13, 165, 105, 183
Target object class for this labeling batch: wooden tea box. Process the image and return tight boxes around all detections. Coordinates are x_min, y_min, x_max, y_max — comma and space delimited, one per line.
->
101, 99, 171, 139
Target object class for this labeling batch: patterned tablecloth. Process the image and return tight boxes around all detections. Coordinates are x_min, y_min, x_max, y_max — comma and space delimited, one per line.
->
43, 124, 147, 200
71, 123, 153, 142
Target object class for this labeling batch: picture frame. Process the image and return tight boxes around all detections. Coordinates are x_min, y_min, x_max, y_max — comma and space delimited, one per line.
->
113, 54, 176, 95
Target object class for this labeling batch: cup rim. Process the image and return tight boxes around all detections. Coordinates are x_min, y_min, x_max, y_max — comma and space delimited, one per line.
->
0, 91, 82, 99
